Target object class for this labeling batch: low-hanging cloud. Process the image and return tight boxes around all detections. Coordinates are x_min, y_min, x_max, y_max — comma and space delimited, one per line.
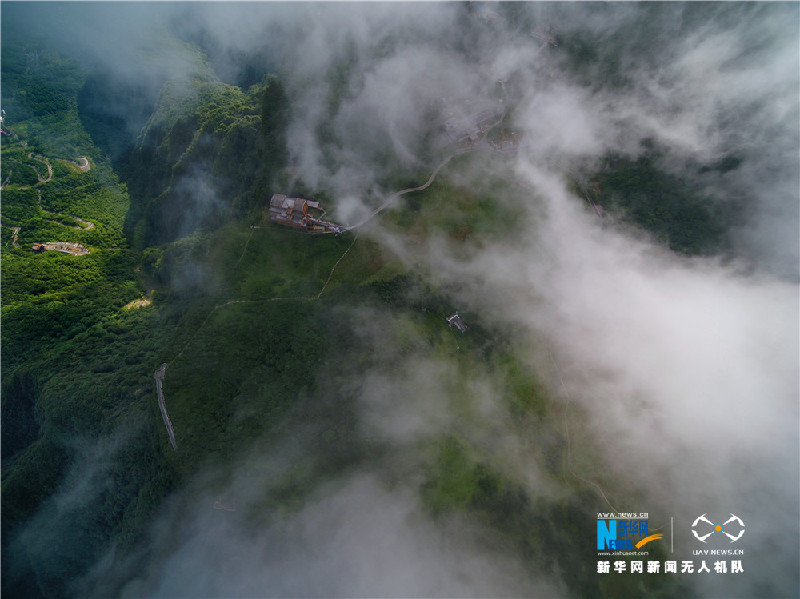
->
295, 3, 797, 596
162, 2, 799, 595
110, 473, 562, 599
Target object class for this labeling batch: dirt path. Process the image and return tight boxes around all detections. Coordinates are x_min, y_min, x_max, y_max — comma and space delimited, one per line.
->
576, 180, 603, 218
75, 156, 90, 172
234, 227, 257, 268
43, 218, 94, 230
172, 227, 361, 366
11, 226, 20, 247
345, 109, 507, 232
346, 147, 473, 231
316, 231, 359, 298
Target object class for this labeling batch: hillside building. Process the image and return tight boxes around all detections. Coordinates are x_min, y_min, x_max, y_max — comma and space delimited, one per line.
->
268, 194, 343, 234
31, 241, 89, 255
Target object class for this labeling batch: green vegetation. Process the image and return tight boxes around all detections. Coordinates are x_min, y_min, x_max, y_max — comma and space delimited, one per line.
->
1, 34, 164, 598
1, 144, 135, 372
586, 152, 729, 255
122, 74, 284, 248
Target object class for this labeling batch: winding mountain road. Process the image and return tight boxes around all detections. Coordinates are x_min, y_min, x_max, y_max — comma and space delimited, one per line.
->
4, 143, 93, 247
29, 153, 52, 183
57, 156, 91, 172
154, 363, 178, 450
37, 189, 95, 230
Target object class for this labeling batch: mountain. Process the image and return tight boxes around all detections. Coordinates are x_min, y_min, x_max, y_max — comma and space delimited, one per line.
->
1, 4, 797, 599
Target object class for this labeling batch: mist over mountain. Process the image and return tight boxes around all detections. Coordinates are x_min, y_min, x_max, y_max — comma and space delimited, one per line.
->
2, 3, 797, 599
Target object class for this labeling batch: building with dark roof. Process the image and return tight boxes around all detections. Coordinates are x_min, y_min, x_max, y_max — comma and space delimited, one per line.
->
268, 194, 342, 233
447, 312, 467, 333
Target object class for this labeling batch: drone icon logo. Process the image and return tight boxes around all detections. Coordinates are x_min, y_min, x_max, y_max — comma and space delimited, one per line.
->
691, 513, 745, 543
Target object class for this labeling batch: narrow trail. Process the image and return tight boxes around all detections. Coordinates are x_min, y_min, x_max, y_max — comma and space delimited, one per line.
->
346, 148, 472, 231
11, 226, 20, 247
548, 354, 667, 532
234, 227, 256, 269
43, 217, 95, 230
576, 180, 603, 218
343, 113, 513, 232
317, 231, 359, 298
170, 294, 308, 365
69, 215, 94, 230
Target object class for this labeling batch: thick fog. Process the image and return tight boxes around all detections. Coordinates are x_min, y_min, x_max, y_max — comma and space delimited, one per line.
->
5, 2, 797, 598
106, 473, 561, 598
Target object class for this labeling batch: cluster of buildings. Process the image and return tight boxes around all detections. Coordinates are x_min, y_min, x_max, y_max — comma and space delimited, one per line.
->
267, 194, 343, 234
31, 241, 89, 255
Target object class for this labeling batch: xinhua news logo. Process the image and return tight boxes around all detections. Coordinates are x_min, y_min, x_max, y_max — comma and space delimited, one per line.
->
597, 515, 662, 552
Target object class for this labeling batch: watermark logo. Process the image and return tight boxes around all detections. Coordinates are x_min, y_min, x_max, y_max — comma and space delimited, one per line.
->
597, 514, 662, 552
691, 514, 745, 544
